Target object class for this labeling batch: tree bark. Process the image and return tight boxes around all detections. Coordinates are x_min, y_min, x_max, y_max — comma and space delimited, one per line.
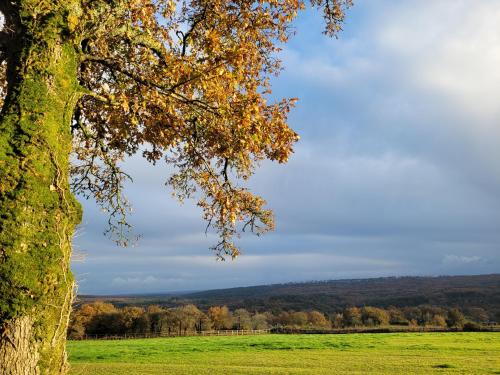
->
0, 2, 82, 374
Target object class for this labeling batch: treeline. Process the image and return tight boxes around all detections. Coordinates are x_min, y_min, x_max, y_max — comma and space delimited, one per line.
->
68, 302, 491, 339
80, 275, 500, 319
69, 303, 269, 339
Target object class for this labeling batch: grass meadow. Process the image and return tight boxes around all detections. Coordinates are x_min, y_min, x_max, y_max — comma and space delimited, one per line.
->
68, 332, 500, 374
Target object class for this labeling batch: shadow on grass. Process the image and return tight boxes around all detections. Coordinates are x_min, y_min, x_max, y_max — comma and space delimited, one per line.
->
433, 364, 456, 369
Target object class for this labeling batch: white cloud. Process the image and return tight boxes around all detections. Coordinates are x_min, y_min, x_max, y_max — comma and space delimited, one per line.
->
371, 0, 500, 199
111, 276, 185, 288
442, 255, 483, 265
281, 46, 376, 89
377, 1, 500, 118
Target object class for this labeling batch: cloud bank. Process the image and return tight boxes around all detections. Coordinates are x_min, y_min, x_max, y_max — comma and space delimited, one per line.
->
73, 0, 500, 294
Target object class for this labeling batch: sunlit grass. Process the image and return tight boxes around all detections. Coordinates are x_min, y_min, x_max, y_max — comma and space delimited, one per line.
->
68, 332, 500, 374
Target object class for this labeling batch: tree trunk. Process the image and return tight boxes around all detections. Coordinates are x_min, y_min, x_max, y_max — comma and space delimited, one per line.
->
0, 3, 82, 374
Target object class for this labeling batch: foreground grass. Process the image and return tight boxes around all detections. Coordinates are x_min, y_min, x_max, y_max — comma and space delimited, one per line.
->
68, 332, 500, 374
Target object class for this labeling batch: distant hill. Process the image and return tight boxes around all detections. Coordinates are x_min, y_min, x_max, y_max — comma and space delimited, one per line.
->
78, 274, 500, 316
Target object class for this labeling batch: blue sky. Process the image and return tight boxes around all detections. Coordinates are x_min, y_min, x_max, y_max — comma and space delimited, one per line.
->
72, 0, 500, 294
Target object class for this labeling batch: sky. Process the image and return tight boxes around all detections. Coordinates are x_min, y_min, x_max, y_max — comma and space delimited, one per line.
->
72, 0, 500, 295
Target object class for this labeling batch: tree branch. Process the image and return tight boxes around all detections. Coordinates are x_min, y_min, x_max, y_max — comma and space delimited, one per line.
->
84, 56, 220, 113
112, 25, 170, 64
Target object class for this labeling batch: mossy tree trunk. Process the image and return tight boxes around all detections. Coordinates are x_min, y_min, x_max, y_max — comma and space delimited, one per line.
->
0, 2, 82, 374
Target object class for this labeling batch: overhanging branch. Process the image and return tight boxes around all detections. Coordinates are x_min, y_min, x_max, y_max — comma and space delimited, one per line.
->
84, 56, 220, 114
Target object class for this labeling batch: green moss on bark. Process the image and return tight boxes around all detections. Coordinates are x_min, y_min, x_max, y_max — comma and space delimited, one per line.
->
0, 2, 83, 373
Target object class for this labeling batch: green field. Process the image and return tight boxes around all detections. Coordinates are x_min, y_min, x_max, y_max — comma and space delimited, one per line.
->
68, 332, 500, 374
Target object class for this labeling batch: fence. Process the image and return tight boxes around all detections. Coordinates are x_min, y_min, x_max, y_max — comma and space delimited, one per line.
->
75, 329, 271, 340
72, 325, 500, 341
272, 326, 500, 335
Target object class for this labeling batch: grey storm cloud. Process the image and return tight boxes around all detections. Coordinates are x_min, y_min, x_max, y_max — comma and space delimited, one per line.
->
72, 0, 500, 294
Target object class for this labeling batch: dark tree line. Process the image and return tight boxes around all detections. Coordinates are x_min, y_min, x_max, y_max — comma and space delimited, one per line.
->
68, 301, 492, 339
161, 275, 500, 317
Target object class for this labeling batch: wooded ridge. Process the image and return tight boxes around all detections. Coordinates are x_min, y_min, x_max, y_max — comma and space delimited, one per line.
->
78, 274, 500, 318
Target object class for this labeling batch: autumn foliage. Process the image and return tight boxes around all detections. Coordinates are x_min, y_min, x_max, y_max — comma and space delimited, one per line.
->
60, 0, 352, 257
0, 1, 352, 372
67, 301, 490, 339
